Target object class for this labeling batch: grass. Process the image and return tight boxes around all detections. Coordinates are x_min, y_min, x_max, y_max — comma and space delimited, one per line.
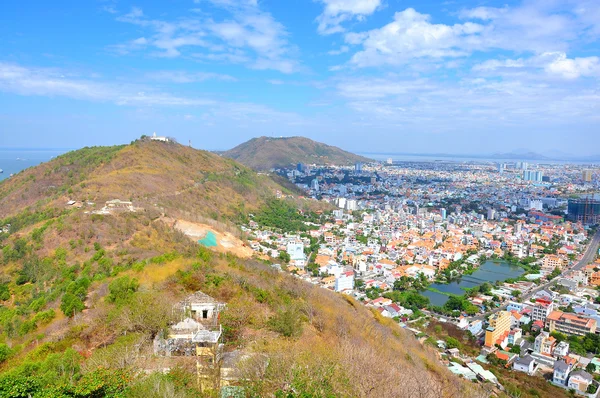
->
131, 257, 192, 285
427, 287, 464, 297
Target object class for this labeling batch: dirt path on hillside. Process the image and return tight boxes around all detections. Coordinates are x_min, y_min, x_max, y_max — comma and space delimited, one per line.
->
165, 218, 253, 258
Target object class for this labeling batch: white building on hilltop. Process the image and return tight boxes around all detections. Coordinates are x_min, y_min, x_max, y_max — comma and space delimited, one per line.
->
151, 132, 169, 142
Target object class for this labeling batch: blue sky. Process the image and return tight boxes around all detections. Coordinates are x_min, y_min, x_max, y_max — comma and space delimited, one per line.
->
0, 0, 599, 155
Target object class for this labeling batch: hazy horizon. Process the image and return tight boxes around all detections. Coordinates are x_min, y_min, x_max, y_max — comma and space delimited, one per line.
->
0, 140, 598, 162
1, 0, 599, 154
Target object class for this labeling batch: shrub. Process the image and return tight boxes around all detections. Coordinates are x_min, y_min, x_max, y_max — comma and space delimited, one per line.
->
60, 293, 85, 317
0, 343, 11, 363
268, 305, 304, 338
0, 284, 10, 301
446, 337, 461, 349
107, 276, 139, 304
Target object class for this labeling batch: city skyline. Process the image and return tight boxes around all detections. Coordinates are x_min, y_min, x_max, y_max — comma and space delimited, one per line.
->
1, 0, 599, 154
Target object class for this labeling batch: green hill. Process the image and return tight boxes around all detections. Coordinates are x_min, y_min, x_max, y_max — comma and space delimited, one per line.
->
0, 139, 480, 397
223, 136, 372, 170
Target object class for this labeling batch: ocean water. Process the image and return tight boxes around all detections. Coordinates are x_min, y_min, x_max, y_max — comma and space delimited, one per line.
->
359, 152, 599, 165
0, 149, 68, 181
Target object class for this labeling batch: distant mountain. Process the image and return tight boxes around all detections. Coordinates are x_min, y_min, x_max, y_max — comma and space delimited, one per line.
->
222, 136, 372, 170
489, 151, 550, 160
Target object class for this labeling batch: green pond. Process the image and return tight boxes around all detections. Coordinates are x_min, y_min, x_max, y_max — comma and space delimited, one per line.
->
422, 260, 525, 307
198, 231, 218, 247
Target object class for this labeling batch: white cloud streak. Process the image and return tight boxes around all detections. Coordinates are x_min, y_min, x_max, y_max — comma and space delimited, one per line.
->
112, 3, 299, 73
316, 0, 382, 35
0, 62, 309, 128
473, 52, 600, 79
145, 70, 237, 83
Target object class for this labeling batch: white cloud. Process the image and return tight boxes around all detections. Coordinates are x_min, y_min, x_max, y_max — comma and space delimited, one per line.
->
473, 52, 600, 79
472, 58, 527, 72
342, 2, 600, 69
112, 4, 298, 73
0, 62, 305, 126
543, 52, 600, 79
458, 3, 577, 53
316, 0, 382, 35
146, 70, 236, 83
346, 8, 484, 67
328, 45, 349, 55
337, 77, 434, 99
332, 74, 600, 136
0, 62, 214, 106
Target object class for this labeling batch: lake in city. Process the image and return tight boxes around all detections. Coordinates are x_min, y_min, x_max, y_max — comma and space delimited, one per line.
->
421, 260, 525, 307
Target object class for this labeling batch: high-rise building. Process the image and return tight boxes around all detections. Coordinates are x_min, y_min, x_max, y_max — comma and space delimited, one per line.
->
346, 199, 358, 211
583, 170, 593, 182
440, 208, 447, 220
523, 170, 543, 182
355, 162, 362, 173
498, 163, 505, 174
487, 208, 496, 220
386, 158, 393, 165
485, 311, 511, 348
310, 178, 320, 192
568, 198, 600, 225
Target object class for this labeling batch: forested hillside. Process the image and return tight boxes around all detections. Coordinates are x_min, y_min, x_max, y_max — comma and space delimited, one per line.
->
223, 136, 372, 170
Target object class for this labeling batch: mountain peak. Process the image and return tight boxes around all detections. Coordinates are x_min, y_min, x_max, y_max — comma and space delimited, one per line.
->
223, 136, 371, 170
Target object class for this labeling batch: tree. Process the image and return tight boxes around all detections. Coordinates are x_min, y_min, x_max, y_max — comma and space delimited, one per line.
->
548, 267, 561, 279
509, 345, 521, 354
365, 287, 382, 300
586, 362, 597, 374
354, 279, 365, 290
0, 284, 9, 301
60, 293, 85, 317
107, 276, 139, 304
278, 251, 291, 263
444, 296, 466, 312
0, 344, 11, 363
393, 276, 411, 291
446, 337, 460, 349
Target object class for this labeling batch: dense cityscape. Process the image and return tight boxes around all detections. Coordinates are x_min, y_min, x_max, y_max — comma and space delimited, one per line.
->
246, 159, 600, 396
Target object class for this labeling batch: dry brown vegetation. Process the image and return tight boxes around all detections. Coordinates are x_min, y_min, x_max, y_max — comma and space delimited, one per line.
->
0, 141, 485, 397
0, 140, 286, 224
